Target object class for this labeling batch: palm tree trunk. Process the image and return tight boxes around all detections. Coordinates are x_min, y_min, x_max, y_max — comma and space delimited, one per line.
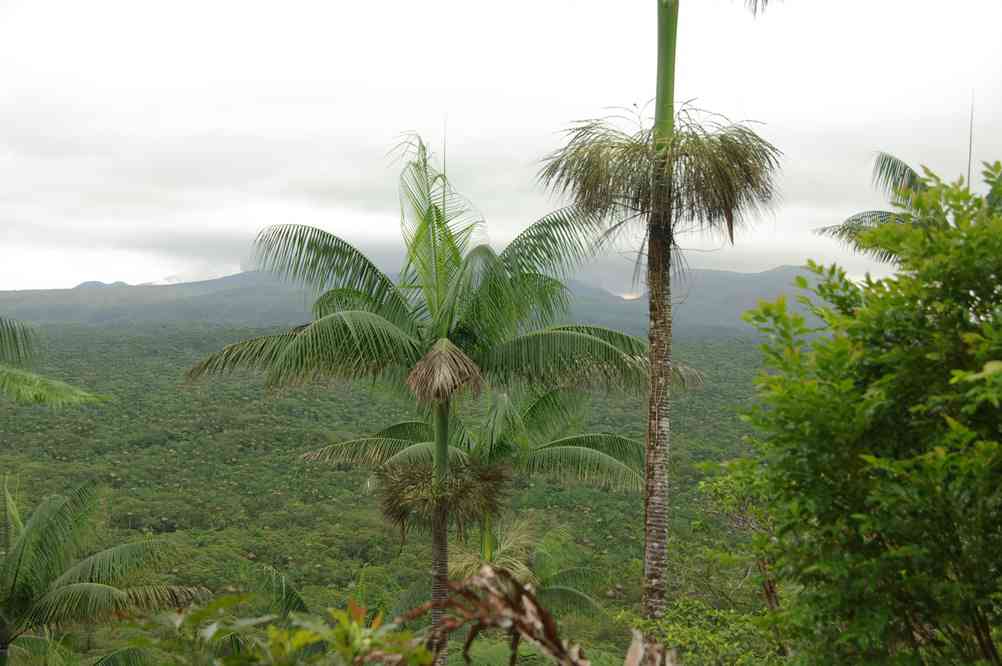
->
642, 0, 679, 637
643, 224, 673, 624
431, 399, 450, 665
479, 514, 495, 562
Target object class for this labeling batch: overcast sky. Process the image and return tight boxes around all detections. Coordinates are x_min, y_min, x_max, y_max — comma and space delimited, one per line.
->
2, 0, 1000, 292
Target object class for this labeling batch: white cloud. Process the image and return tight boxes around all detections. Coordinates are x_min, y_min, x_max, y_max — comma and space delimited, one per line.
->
1, 0, 1000, 289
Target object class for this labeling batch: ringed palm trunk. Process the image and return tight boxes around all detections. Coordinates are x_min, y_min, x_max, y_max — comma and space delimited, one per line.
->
431, 399, 450, 664
642, 0, 678, 633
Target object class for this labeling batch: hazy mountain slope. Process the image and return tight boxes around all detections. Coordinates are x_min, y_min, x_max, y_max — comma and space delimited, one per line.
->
0, 267, 809, 337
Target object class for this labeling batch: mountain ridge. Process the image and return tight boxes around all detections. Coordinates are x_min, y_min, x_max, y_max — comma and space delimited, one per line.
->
1, 266, 811, 338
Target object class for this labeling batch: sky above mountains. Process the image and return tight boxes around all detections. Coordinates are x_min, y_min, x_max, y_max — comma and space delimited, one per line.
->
2, 0, 1001, 292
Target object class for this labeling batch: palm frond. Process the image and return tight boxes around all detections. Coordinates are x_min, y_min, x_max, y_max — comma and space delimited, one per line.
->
381, 440, 469, 468
0, 317, 36, 364
312, 286, 417, 335
1, 484, 99, 603
375, 420, 434, 442
872, 151, 923, 204
539, 109, 780, 244
519, 387, 582, 445
50, 540, 173, 588
815, 210, 902, 263
450, 520, 537, 585
254, 224, 402, 299
186, 329, 306, 381
482, 328, 646, 393
526, 434, 644, 490
92, 647, 155, 666
242, 563, 309, 616
0, 365, 98, 406
302, 437, 428, 466
3, 475, 24, 552
398, 137, 482, 318
28, 583, 205, 627
477, 392, 524, 461
548, 326, 704, 388
498, 206, 606, 278
8, 633, 78, 665
458, 267, 571, 347
406, 338, 482, 403
536, 585, 605, 617
266, 311, 421, 387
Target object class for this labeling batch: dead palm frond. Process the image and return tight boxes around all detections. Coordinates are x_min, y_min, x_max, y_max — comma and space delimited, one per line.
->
407, 339, 483, 404
374, 461, 510, 544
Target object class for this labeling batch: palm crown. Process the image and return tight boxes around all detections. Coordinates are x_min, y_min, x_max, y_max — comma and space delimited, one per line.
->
188, 137, 647, 410
0, 481, 203, 664
304, 385, 674, 492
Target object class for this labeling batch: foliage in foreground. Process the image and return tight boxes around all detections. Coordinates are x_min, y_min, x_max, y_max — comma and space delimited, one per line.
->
0, 318, 96, 407
0, 481, 204, 665
746, 165, 1002, 663
122, 567, 670, 666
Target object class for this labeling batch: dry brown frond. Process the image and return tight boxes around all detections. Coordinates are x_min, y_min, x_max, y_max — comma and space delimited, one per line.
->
406, 338, 483, 403
402, 566, 679, 665
374, 461, 509, 542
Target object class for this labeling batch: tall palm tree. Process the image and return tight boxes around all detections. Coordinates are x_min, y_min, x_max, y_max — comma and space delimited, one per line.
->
187, 137, 646, 659
816, 152, 925, 262
0, 318, 95, 406
0, 480, 203, 665
539, 3, 779, 647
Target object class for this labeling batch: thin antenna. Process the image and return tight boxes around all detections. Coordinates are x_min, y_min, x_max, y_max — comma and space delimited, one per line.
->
967, 90, 975, 187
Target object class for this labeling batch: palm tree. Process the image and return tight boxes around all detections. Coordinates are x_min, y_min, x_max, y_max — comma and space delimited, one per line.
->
306, 383, 693, 565
186, 137, 647, 658
449, 519, 603, 619
0, 480, 204, 665
816, 152, 925, 262
539, 3, 779, 647
0, 318, 95, 406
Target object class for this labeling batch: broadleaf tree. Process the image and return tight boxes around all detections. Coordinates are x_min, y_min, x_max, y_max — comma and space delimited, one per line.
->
745, 164, 1002, 663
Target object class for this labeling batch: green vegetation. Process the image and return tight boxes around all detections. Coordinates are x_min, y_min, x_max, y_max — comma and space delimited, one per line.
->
4, 167, 1001, 662
0, 315, 758, 660
185, 136, 647, 661
0, 318, 96, 407
0, 481, 202, 665
745, 166, 1002, 663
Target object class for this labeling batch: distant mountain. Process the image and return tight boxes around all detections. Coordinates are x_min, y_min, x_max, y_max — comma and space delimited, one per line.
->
1, 267, 811, 338
73, 280, 131, 289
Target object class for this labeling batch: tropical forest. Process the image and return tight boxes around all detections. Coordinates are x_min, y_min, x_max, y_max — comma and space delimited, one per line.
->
1, 1, 1000, 665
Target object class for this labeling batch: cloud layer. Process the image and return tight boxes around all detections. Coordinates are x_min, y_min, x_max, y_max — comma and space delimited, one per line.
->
2, 0, 1000, 290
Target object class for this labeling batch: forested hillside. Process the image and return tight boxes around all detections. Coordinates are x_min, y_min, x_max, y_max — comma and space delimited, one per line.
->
0, 320, 761, 658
